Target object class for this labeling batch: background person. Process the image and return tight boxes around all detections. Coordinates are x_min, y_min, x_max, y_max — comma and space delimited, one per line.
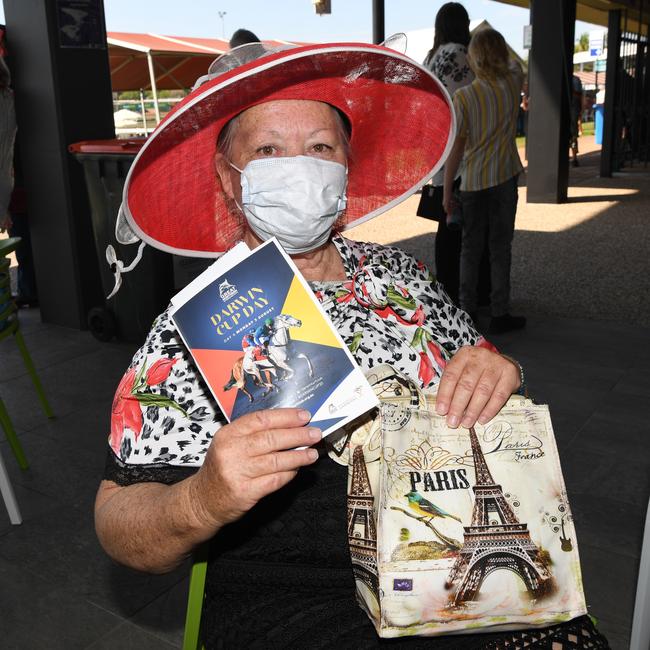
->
228, 28, 261, 48
0, 57, 36, 306
0, 57, 16, 237
4, 162, 38, 307
443, 28, 526, 335
570, 73, 583, 167
423, 2, 490, 308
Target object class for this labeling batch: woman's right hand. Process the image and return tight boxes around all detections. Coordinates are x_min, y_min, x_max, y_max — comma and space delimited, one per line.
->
188, 408, 320, 531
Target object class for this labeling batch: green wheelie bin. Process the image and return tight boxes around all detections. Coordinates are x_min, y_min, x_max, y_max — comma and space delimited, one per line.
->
69, 139, 174, 343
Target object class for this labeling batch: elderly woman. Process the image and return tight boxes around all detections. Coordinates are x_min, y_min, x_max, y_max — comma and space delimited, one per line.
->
95, 44, 606, 648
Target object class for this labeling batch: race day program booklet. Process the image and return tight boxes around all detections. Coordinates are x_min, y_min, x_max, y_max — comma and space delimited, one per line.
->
170, 238, 379, 437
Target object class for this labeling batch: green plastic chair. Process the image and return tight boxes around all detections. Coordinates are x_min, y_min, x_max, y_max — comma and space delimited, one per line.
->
0, 237, 54, 470
182, 543, 209, 650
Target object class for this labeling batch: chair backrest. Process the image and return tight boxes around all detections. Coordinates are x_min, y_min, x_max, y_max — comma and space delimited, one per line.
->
182, 543, 209, 650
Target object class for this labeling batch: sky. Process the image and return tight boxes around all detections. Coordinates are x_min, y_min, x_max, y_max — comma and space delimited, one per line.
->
0, 0, 601, 58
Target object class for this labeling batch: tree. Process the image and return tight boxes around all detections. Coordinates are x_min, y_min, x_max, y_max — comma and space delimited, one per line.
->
574, 32, 589, 53
574, 33, 593, 72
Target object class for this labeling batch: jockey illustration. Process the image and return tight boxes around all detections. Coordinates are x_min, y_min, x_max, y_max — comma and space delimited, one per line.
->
241, 332, 256, 349
238, 328, 275, 390
242, 331, 269, 364
253, 317, 275, 348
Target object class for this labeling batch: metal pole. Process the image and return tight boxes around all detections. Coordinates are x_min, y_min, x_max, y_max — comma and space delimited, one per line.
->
146, 51, 161, 124
601, 9, 621, 176
139, 88, 147, 134
372, 0, 385, 45
631, 0, 644, 155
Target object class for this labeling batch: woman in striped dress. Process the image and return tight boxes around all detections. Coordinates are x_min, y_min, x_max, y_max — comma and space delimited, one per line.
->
443, 28, 526, 335
423, 2, 492, 310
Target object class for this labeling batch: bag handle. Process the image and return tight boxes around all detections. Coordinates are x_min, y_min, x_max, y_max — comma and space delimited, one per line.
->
365, 364, 426, 408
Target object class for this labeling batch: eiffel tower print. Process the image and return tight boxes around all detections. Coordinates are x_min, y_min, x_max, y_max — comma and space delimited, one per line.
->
347, 445, 379, 596
446, 427, 555, 604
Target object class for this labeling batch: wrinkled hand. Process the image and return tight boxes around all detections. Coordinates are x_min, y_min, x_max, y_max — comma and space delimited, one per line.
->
189, 408, 319, 531
435, 346, 520, 429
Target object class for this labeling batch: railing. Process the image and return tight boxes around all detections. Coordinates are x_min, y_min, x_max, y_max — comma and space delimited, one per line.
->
613, 10, 649, 169
112, 96, 185, 137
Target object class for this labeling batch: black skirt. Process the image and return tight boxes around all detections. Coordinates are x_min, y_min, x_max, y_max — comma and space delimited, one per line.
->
201, 452, 609, 649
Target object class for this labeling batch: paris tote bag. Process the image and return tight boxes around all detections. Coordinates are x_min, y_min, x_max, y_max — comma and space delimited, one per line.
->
343, 365, 588, 638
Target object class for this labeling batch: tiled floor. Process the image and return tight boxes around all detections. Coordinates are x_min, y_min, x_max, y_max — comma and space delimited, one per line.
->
1, 305, 647, 649
0, 312, 190, 649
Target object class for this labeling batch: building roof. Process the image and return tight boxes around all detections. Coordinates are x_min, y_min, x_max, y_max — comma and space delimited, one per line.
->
107, 32, 306, 91
494, 0, 650, 33
574, 69, 607, 90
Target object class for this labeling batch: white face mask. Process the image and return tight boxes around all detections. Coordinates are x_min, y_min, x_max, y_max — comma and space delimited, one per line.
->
230, 155, 348, 255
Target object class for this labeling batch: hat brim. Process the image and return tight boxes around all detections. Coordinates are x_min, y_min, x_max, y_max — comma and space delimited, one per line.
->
123, 43, 455, 257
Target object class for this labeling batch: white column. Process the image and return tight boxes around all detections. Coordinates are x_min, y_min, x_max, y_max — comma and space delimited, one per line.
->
0, 448, 22, 525
630, 498, 650, 650
139, 88, 147, 133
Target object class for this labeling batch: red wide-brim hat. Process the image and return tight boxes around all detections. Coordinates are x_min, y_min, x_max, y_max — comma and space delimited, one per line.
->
122, 43, 455, 257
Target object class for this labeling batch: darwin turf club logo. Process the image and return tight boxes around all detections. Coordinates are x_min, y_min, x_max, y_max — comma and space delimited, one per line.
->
219, 279, 238, 301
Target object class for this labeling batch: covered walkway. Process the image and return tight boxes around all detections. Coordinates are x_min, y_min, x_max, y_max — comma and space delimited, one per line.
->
107, 32, 306, 129
108, 32, 305, 91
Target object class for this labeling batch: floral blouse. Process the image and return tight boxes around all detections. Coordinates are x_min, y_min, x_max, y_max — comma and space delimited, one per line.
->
104, 235, 494, 484
424, 42, 474, 187
425, 42, 473, 95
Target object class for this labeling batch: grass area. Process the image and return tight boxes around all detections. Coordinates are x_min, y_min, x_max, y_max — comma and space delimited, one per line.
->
516, 121, 595, 149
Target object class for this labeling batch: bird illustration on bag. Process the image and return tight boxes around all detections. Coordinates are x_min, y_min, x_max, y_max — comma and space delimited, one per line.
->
405, 491, 462, 523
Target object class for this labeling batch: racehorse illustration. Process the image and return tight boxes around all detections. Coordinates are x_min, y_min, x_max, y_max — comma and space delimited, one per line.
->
224, 347, 277, 401
223, 313, 313, 401
266, 314, 314, 379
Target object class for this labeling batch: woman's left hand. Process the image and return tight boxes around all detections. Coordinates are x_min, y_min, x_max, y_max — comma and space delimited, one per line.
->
0, 213, 11, 233
442, 188, 458, 217
435, 346, 521, 428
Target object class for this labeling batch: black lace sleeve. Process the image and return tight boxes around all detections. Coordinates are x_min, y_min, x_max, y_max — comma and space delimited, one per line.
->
103, 448, 199, 486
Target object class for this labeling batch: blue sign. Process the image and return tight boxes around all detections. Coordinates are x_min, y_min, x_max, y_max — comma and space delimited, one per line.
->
589, 30, 605, 59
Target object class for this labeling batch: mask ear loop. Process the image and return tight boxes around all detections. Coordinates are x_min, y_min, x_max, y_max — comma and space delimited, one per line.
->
105, 241, 146, 299
227, 160, 246, 215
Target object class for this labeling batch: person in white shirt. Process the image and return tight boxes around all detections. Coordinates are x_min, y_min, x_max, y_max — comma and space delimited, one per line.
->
423, 2, 490, 309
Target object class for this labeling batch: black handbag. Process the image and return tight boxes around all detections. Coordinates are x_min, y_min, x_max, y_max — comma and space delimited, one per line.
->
416, 184, 443, 221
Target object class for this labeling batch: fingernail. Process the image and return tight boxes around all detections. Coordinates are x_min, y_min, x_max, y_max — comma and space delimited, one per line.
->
308, 427, 322, 441
307, 449, 319, 461
461, 416, 473, 428
448, 415, 460, 428
477, 415, 488, 425
436, 402, 448, 415
298, 410, 311, 422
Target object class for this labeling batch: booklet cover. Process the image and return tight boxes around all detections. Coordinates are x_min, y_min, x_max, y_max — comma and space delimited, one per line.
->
170, 238, 379, 437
